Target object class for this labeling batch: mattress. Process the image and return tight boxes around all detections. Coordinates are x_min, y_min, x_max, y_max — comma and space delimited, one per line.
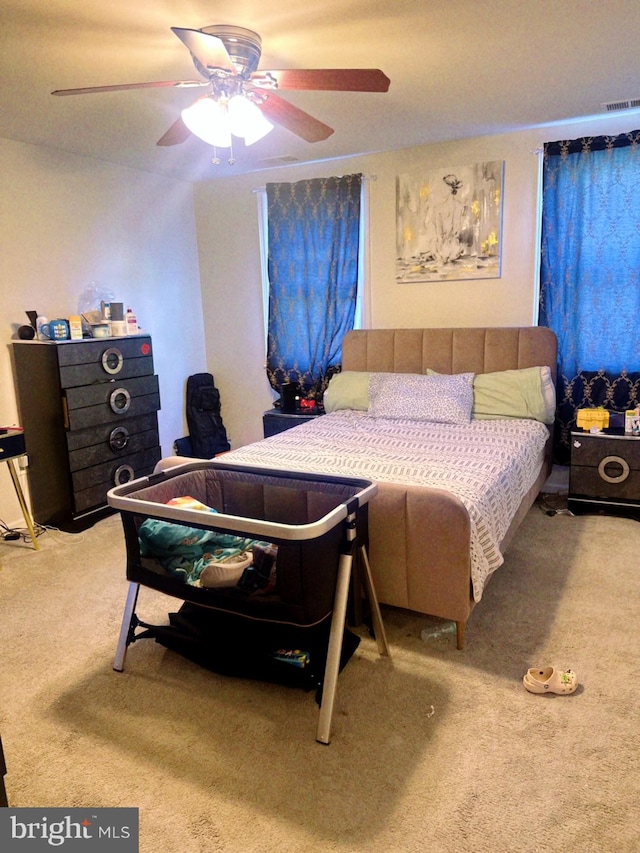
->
221, 410, 549, 601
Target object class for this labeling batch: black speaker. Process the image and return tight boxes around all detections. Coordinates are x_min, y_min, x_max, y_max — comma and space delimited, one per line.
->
280, 382, 299, 413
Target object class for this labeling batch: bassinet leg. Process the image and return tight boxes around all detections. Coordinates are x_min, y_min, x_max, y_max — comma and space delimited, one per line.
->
316, 552, 353, 745
358, 544, 390, 657
113, 581, 140, 672
456, 621, 465, 651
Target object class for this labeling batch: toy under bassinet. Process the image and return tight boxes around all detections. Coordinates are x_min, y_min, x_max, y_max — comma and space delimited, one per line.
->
107, 460, 388, 744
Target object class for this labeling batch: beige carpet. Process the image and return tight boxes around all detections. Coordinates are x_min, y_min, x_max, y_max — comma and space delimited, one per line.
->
0, 503, 639, 852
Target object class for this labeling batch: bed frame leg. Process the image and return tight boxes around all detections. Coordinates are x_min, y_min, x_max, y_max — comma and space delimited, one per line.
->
316, 552, 352, 745
113, 581, 140, 672
456, 621, 465, 651
358, 544, 390, 657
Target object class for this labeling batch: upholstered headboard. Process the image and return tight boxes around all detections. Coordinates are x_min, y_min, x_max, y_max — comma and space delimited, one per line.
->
342, 327, 557, 385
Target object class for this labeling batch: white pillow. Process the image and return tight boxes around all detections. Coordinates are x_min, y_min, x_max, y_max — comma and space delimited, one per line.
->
539, 366, 556, 424
368, 372, 475, 424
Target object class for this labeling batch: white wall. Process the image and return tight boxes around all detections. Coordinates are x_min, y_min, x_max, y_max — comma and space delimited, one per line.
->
0, 138, 207, 527
4, 110, 638, 526
193, 111, 640, 450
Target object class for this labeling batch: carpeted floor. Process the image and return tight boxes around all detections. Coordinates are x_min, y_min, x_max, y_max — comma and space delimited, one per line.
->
0, 502, 638, 852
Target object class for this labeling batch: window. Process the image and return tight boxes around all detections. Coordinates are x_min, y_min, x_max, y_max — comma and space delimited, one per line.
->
539, 131, 640, 461
257, 174, 368, 404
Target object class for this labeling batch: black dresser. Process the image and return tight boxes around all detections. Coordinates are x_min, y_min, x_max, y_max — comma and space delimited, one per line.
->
12, 336, 161, 529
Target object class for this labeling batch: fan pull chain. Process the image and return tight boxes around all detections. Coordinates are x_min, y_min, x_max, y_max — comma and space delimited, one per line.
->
211, 140, 236, 166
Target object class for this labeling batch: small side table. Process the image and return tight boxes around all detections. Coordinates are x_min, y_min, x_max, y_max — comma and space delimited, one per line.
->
263, 408, 323, 439
568, 428, 640, 519
0, 428, 40, 550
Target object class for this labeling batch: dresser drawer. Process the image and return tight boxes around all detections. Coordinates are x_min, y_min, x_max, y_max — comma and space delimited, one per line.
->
66, 413, 159, 454
71, 446, 162, 514
56, 336, 153, 367
69, 393, 160, 432
65, 374, 159, 412
64, 375, 160, 431
68, 426, 160, 472
57, 337, 154, 387
60, 355, 154, 388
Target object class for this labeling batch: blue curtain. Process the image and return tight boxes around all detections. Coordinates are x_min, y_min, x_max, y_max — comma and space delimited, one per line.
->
539, 132, 640, 462
266, 174, 362, 403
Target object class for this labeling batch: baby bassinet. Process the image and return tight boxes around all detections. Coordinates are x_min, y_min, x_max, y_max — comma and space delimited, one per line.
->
107, 460, 388, 743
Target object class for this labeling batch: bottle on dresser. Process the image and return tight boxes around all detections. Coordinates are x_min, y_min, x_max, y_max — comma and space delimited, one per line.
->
126, 308, 139, 335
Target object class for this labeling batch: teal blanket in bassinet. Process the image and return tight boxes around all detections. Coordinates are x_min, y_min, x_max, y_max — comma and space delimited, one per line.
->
138, 496, 269, 587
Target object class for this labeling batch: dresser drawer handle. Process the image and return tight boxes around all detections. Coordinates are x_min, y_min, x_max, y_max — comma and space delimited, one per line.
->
109, 388, 131, 414
109, 426, 130, 451
114, 464, 135, 485
101, 347, 124, 375
598, 455, 630, 484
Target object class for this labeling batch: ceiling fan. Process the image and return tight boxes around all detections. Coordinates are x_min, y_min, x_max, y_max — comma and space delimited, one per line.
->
52, 24, 390, 155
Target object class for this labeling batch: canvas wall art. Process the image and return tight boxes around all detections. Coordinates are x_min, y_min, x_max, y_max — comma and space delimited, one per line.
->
396, 161, 504, 282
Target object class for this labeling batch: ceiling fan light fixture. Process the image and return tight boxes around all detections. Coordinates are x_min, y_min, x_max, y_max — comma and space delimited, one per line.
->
181, 96, 231, 148
182, 92, 274, 149
52, 20, 390, 160
228, 94, 274, 145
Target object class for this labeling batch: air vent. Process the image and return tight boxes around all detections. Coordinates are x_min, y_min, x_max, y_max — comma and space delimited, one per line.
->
602, 98, 640, 112
258, 155, 300, 166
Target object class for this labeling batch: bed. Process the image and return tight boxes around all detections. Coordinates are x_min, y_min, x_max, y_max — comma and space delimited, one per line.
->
209, 327, 558, 649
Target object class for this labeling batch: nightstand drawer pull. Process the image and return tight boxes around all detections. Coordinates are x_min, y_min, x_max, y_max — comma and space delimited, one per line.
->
598, 455, 630, 484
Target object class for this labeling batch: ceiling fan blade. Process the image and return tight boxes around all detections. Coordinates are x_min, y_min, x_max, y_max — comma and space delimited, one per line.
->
256, 91, 333, 142
52, 80, 207, 96
253, 69, 390, 93
171, 27, 236, 74
157, 117, 192, 147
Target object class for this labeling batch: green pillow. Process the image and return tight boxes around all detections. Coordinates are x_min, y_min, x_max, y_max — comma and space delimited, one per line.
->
428, 366, 555, 424
323, 371, 370, 412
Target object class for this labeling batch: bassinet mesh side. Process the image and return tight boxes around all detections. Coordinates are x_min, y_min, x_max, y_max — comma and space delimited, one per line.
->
118, 465, 366, 626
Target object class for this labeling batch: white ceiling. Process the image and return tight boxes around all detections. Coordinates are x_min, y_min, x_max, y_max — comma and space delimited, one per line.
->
3, 0, 640, 183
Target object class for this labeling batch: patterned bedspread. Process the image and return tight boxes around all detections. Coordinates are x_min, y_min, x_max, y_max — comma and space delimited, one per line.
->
222, 411, 549, 600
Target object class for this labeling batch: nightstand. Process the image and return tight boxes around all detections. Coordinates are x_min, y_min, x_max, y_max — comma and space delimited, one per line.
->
263, 408, 322, 438
568, 429, 640, 519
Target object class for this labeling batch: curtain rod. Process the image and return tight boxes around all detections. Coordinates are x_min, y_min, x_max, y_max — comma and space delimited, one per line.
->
251, 174, 377, 194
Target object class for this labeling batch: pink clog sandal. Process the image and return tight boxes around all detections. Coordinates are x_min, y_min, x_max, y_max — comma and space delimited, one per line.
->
523, 666, 578, 695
